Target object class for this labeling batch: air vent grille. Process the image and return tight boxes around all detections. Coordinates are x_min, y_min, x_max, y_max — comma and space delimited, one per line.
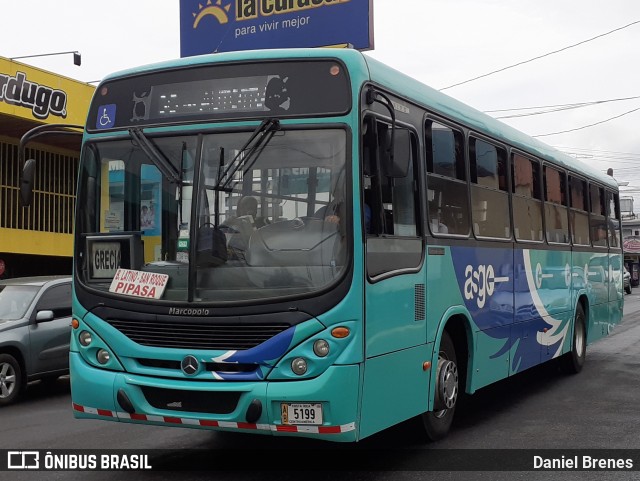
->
415, 284, 425, 321
106, 319, 289, 350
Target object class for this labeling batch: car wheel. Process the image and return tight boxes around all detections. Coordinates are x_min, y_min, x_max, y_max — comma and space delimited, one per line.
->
560, 304, 586, 374
420, 331, 458, 441
0, 354, 23, 406
625, 285, 632, 295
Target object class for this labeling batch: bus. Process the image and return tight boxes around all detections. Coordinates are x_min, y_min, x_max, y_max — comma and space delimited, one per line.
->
21, 47, 623, 442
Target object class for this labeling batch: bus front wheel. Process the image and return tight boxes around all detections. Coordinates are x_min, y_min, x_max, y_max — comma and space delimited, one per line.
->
421, 331, 458, 441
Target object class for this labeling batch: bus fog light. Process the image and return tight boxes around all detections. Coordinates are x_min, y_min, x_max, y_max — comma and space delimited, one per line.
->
97, 349, 111, 365
291, 357, 308, 375
313, 339, 330, 357
79, 331, 92, 346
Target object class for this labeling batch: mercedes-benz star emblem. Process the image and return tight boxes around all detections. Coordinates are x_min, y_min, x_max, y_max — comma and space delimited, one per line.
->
181, 355, 200, 375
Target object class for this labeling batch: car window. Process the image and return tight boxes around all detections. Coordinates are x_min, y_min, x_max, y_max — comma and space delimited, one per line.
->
0, 285, 40, 320
35, 283, 72, 319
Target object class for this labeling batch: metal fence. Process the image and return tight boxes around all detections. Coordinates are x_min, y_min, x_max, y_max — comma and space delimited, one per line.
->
0, 138, 77, 235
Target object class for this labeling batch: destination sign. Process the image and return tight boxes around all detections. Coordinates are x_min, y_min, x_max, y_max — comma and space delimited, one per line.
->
88, 60, 350, 131
91, 241, 121, 279
109, 268, 169, 300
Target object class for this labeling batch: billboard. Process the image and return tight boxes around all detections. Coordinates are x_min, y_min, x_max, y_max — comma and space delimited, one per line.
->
180, 0, 374, 57
0, 57, 94, 125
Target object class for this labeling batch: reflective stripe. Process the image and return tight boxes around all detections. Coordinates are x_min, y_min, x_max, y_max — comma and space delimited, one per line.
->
72, 403, 356, 434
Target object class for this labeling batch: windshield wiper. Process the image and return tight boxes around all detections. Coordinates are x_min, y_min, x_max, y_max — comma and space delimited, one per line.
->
217, 118, 280, 191
130, 128, 182, 184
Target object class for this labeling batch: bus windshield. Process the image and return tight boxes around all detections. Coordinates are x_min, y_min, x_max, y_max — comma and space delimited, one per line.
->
76, 127, 349, 303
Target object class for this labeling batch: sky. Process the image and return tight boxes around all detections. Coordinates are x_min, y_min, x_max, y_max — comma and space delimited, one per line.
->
5, 0, 640, 208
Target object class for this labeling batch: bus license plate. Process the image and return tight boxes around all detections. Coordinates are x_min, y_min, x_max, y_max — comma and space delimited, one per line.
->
281, 403, 323, 425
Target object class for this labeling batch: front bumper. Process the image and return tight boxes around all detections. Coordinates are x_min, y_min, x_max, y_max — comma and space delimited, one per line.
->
70, 352, 360, 442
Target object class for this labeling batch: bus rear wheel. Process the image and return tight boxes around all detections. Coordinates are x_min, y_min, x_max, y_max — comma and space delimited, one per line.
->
421, 331, 458, 441
560, 304, 586, 374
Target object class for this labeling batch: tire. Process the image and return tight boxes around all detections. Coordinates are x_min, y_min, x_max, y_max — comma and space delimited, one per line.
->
420, 331, 459, 441
625, 285, 632, 295
560, 304, 587, 374
0, 354, 23, 406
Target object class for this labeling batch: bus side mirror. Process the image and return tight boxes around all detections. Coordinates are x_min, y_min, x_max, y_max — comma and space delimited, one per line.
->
20, 158, 36, 207
382, 128, 411, 178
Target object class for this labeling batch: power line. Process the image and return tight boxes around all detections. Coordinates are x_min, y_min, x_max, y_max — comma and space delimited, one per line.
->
567, 159, 640, 167
532, 106, 640, 137
487, 102, 590, 114
486, 97, 640, 113
486, 95, 640, 119
557, 147, 640, 163
553, 149, 640, 165
440, 19, 640, 91
554, 146, 640, 156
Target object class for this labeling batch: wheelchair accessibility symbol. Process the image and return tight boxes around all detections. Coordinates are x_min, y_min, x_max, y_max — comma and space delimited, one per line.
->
96, 104, 116, 129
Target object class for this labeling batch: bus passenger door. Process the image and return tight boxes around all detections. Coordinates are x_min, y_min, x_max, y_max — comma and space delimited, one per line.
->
359, 120, 429, 438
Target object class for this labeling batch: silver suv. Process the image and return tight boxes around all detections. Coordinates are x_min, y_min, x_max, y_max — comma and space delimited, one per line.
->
0, 276, 72, 406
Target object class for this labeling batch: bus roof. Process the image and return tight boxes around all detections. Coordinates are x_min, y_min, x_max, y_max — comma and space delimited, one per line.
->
360, 54, 617, 189
100, 48, 616, 190
100, 47, 369, 81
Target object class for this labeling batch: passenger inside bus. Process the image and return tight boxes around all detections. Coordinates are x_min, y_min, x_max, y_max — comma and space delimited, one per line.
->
222, 196, 263, 260
429, 203, 449, 234
315, 197, 371, 235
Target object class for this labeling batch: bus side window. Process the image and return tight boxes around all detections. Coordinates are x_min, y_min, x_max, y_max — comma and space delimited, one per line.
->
543, 166, 570, 244
364, 120, 418, 237
569, 176, 590, 246
589, 184, 608, 247
469, 138, 509, 239
425, 121, 469, 236
512, 153, 543, 242
363, 116, 422, 278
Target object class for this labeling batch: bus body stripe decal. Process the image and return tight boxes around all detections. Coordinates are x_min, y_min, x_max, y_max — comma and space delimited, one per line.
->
523, 249, 570, 357
72, 403, 356, 434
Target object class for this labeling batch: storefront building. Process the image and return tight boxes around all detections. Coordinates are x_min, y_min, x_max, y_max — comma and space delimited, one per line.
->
622, 212, 640, 287
0, 57, 94, 278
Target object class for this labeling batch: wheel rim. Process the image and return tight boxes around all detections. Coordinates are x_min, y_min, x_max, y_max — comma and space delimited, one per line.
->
0, 362, 16, 399
433, 353, 459, 417
575, 319, 585, 358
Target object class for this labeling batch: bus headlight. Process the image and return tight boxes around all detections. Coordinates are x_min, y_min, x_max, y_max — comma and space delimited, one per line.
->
79, 331, 93, 346
291, 357, 308, 375
96, 349, 111, 365
313, 339, 330, 357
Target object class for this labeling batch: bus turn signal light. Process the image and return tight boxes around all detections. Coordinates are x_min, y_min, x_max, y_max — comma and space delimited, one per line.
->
331, 327, 350, 338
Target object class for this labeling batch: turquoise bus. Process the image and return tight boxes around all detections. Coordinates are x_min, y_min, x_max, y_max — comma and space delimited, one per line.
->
21, 48, 623, 442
